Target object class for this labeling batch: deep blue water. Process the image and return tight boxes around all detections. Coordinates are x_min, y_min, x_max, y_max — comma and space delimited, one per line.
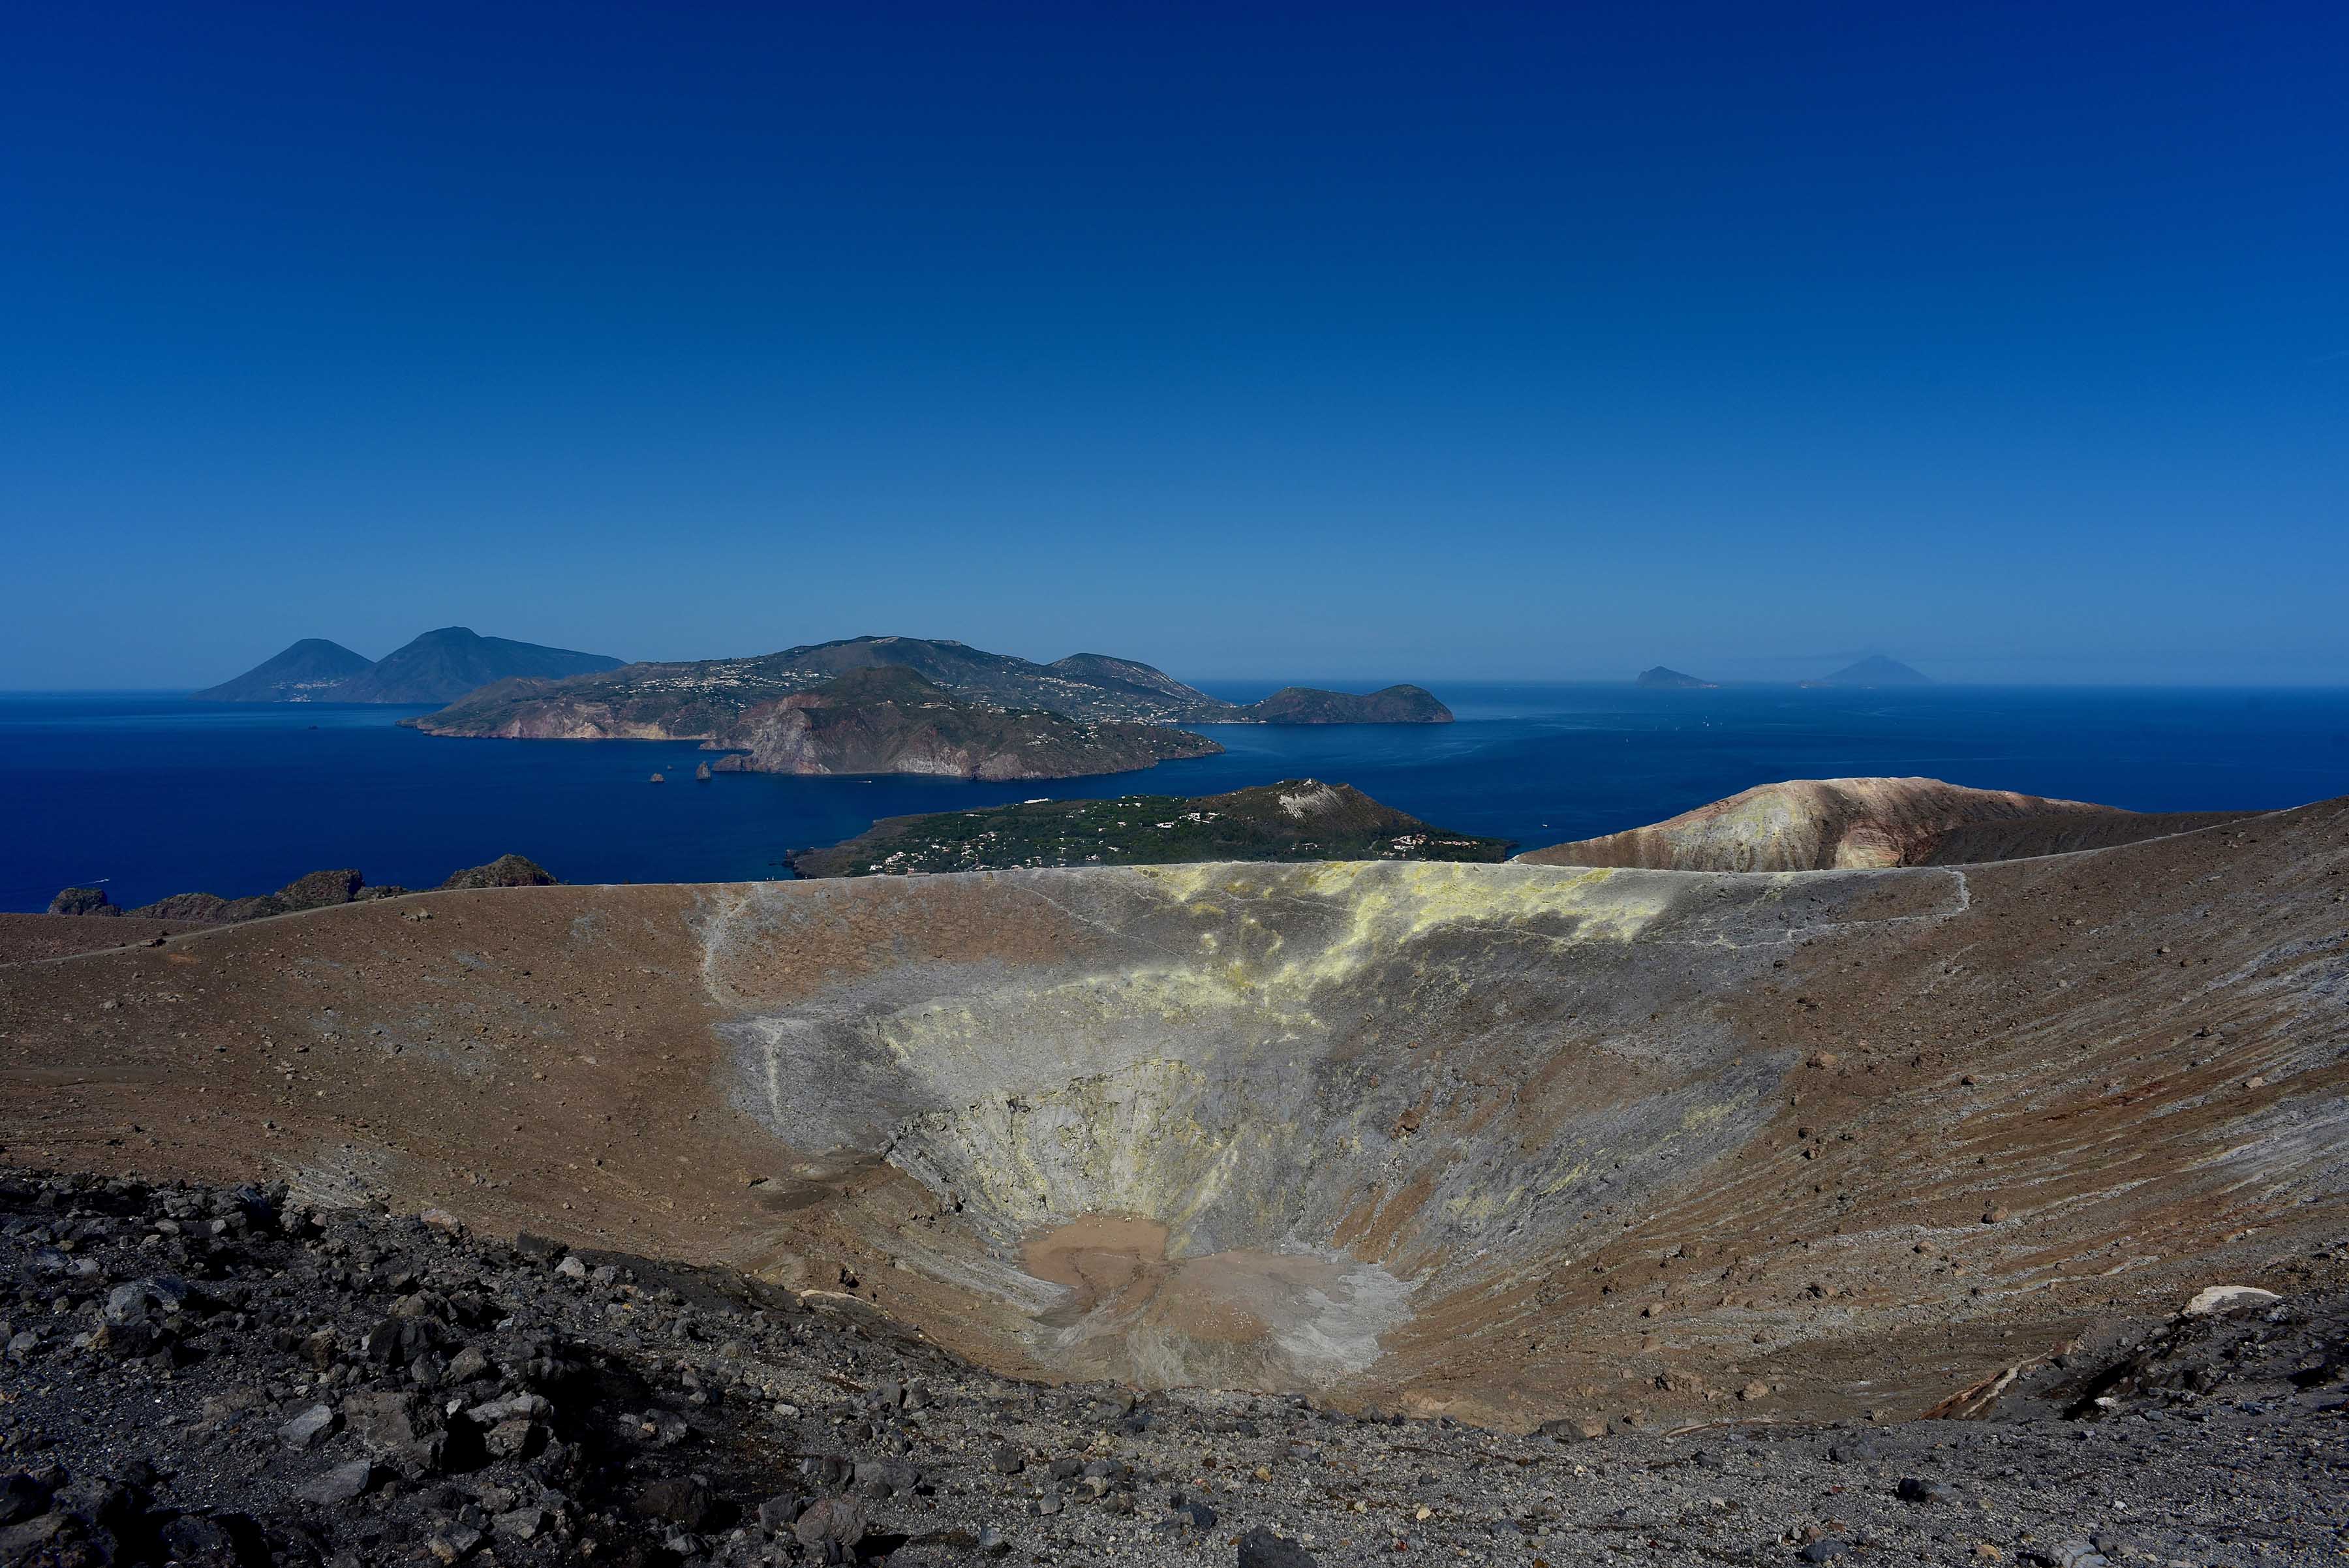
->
4, 685, 2347, 913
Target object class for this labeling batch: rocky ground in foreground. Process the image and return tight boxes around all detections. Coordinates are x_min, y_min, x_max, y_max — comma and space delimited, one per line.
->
4, 1173, 2343, 1567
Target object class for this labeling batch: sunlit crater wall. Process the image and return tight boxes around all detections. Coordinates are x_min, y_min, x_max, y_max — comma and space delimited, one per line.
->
708, 862, 1962, 1355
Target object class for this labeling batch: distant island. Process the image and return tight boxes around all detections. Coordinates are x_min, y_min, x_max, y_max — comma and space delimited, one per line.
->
195, 627, 624, 703
1238, 684, 1451, 722
790, 778, 1515, 876
1803, 654, 1931, 688
698, 666, 1222, 779
1635, 666, 1718, 690
408, 635, 1451, 775
191, 636, 376, 701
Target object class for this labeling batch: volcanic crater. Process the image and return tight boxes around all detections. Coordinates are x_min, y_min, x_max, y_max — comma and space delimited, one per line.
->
4, 797, 2345, 1434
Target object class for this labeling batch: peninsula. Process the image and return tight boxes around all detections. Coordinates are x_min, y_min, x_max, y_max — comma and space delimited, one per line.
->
789, 778, 1514, 876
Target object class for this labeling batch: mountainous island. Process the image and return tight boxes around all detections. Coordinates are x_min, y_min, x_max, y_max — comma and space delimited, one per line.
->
1804, 653, 1931, 687
410, 634, 1452, 734
194, 627, 624, 703
1240, 683, 1451, 722
405, 634, 1451, 778
1635, 665, 1717, 689
186, 637, 378, 701
698, 666, 1222, 779
790, 778, 1514, 876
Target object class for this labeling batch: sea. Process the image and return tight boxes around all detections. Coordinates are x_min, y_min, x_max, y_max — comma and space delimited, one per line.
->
4, 684, 2347, 914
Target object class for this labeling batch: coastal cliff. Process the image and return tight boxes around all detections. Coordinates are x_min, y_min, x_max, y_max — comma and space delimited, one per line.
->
709, 667, 1221, 779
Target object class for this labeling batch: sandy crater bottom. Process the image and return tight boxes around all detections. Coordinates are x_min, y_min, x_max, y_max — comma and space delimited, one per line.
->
1019, 1212, 1413, 1390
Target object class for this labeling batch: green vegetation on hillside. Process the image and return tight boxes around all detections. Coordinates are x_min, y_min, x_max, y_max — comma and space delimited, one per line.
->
790, 778, 1514, 876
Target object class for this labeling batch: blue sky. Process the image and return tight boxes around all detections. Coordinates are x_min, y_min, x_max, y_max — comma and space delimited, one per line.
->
5, 1, 2344, 688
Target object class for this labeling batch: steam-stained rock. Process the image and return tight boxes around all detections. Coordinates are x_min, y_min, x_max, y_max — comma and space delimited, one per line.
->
1520, 776, 2247, 870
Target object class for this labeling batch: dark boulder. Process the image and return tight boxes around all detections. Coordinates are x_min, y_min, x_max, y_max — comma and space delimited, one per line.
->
634, 1474, 713, 1530
125, 892, 237, 922
438, 854, 559, 890
340, 1391, 449, 1477
1239, 1527, 1322, 1568
0, 1472, 54, 1526
273, 869, 364, 911
46, 887, 116, 917
792, 1496, 866, 1554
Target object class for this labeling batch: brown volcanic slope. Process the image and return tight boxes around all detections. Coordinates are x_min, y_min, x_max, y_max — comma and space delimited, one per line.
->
1520, 775, 2250, 872
2, 801, 2344, 1433
0, 912, 189, 964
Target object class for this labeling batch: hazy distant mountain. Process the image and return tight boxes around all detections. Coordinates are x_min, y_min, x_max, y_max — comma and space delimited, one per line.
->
1229, 684, 1454, 724
331, 627, 624, 703
194, 627, 624, 704
191, 638, 375, 701
1809, 654, 1930, 687
1636, 666, 1718, 690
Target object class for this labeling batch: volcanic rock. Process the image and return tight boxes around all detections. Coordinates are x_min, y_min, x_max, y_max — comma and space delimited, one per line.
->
46, 887, 115, 917
438, 854, 559, 890
273, 868, 365, 911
